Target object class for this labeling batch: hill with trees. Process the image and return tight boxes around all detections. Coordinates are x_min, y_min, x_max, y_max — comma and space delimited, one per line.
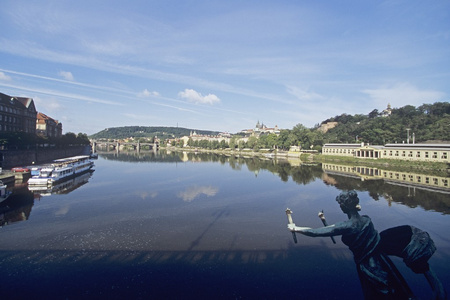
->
320, 102, 450, 145
89, 126, 220, 140
245, 102, 449, 151
88, 102, 449, 151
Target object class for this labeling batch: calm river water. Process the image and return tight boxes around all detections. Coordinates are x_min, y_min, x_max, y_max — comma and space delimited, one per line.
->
1, 150, 449, 299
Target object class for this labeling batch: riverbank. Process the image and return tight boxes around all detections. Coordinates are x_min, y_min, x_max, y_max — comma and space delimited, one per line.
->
0, 145, 91, 169
163, 146, 449, 176
303, 153, 449, 177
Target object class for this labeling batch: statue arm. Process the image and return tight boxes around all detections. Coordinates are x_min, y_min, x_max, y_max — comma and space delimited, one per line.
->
288, 220, 353, 237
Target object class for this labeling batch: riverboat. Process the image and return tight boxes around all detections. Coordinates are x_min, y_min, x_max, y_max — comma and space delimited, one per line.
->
28, 170, 94, 195
28, 155, 94, 186
0, 180, 12, 203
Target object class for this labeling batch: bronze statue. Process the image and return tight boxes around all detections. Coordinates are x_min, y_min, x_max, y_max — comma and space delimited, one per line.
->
286, 190, 446, 300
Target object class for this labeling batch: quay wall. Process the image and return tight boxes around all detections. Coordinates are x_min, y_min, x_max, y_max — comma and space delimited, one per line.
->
0, 146, 90, 168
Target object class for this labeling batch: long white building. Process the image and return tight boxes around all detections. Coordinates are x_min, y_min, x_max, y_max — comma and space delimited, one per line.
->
322, 143, 450, 163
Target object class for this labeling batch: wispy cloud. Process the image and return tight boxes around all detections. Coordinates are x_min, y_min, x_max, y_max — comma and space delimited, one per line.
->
178, 89, 221, 105
58, 71, 74, 81
362, 82, 446, 108
177, 185, 219, 202
138, 89, 160, 97
0, 81, 124, 106
0, 71, 11, 81
33, 96, 61, 113
286, 86, 325, 101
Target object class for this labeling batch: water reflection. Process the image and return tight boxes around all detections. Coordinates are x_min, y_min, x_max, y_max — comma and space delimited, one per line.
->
322, 163, 450, 215
99, 150, 449, 214
177, 185, 219, 202
1, 151, 449, 299
0, 188, 34, 227
28, 170, 95, 196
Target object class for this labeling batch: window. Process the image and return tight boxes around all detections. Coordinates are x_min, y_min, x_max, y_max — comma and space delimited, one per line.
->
432, 152, 438, 159
425, 152, 429, 158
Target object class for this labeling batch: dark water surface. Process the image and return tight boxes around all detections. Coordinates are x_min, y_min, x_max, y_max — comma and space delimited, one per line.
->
1, 151, 449, 299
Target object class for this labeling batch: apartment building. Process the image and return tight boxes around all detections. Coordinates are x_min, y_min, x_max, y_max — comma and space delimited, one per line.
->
0, 92, 37, 134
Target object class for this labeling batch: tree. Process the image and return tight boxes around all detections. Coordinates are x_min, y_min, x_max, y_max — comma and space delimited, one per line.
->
368, 109, 379, 119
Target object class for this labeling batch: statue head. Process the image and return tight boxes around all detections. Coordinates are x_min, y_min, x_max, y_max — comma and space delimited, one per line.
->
336, 190, 361, 214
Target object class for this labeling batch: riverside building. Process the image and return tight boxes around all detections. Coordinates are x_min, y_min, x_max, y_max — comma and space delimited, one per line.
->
322, 142, 450, 163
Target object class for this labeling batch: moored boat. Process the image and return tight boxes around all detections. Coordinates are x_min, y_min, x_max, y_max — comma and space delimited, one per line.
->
28, 155, 94, 186
0, 180, 12, 203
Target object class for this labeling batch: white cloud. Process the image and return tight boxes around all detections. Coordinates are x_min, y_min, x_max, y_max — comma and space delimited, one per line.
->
33, 96, 61, 112
362, 83, 445, 108
178, 88, 221, 105
177, 185, 219, 202
58, 71, 74, 81
138, 88, 160, 97
286, 86, 325, 101
0, 71, 11, 81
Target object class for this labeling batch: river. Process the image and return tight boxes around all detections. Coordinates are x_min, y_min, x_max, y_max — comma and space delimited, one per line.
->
1, 150, 449, 299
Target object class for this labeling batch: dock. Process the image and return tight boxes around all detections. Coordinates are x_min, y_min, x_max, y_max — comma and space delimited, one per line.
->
0, 170, 30, 184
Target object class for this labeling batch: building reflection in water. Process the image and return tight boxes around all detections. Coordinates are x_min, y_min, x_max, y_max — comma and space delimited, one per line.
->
322, 163, 449, 192
322, 163, 450, 214
0, 188, 34, 227
0, 171, 94, 227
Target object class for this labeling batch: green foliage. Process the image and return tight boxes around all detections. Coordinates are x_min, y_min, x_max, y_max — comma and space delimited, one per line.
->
1, 131, 90, 149
88, 102, 449, 151
89, 126, 219, 140
322, 102, 450, 145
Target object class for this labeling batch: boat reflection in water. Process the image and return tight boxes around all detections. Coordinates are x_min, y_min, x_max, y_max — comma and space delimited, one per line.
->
28, 170, 94, 196
0, 188, 34, 227
1, 171, 94, 227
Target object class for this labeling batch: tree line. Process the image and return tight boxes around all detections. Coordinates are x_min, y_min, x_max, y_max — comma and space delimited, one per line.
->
0, 132, 91, 150
90, 126, 219, 140
173, 102, 450, 151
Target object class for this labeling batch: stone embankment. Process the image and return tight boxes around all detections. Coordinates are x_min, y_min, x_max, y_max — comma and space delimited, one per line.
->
164, 146, 305, 159
0, 145, 90, 169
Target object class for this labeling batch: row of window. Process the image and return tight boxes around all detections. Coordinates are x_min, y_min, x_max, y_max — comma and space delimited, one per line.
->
324, 147, 449, 161
0, 104, 18, 114
383, 172, 448, 187
323, 148, 356, 154
0, 104, 36, 117
0, 124, 32, 132
323, 164, 449, 187
383, 150, 448, 159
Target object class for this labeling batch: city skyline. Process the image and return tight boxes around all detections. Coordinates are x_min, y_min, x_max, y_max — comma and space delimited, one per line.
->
0, 1, 449, 135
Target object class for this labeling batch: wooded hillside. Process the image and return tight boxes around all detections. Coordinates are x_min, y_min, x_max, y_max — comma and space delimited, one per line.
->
321, 102, 450, 145
89, 126, 220, 140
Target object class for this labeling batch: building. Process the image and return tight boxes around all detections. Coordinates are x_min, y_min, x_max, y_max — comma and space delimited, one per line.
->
241, 121, 281, 136
322, 143, 450, 163
0, 92, 37, 134
381, 143, 449, 162
36, 112, 62, 138
322, 143, 364, 157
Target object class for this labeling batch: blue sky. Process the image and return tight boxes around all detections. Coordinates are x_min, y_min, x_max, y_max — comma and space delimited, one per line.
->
0, 1, 449, 135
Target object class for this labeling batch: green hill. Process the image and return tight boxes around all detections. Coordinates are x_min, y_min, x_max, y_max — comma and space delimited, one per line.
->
89, 126, 220, 140
320, 102, 450, 145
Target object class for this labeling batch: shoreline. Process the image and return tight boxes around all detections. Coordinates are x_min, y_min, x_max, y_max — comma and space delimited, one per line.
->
163, 146, 449, 176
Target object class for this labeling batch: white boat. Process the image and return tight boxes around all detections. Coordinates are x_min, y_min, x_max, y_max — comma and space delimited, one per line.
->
0, 180, 12, 203
28, 155, 94, 186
